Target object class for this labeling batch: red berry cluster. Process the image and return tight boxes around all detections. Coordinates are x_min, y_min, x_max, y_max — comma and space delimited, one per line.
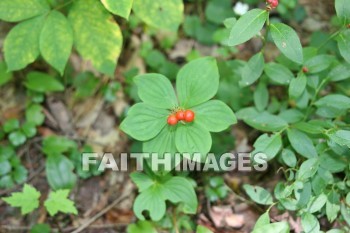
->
167, 110, 195, 125
266, 0, 279, 8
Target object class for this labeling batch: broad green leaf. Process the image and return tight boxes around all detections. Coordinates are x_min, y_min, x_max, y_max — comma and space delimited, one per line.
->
134, 74, 178, 109
13, 165, 28, 184
289, 73, 307, 99
319, 153, 346, 173
304, 55, 334, 73
240, 52, 264, 87
25, 72, 64, 93
46, 154, 77, 190
315, 94, 350, 111
192, 100, 236, 132
9, 131, 26, 146
264, 63, 294, 85
42, 136, 77, 155
253, 212, 270, 230
130, 172, 155, 192
278, 109, 304, 124
326, 191, 340, 222
237, 108, 288, 132
196, 225, 213, 233
254, 82, 269, 111
4, 16, 45, 71
176, 57, 219, 108
329, 130, 350, 148
328, 63, 350, 82
252, 133, 282, 161
175, 122, 212, 161
143, 126, 177, 158
252, 222, 290, 233
22, 122, 37, 138
0, 61, 12, 86
40, 11, 73, 75
0, 160, 11, 176
243, 184, 273, 205
68, 0, 122, 76
293, 121, 325, 135
287, 129, 318, 158
25, 104, 45, 126
3, 119, 20, 133
337, 31, 350, 64
227, 9, 268, 46
120, 103, 169, 141
127, 221, 157, 233
133, 0, 184, 31
335, 0, 350, 23
205, 0, 234, 25
281, 149, 297, 168
2, 184, 40, 215
30, 224, 51, 233
297, 158, 319, 180
134, 185, 166, 221
270, 23, 303, 64
101, 0, 133, 19
44, 189, 78, 216
0, 0, 49, 22
306, 193, 327, 213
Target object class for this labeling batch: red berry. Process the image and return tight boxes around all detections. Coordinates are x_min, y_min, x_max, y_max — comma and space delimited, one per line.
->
267, 0, 278, 8
175, 110, 185, 121
167, 115, 178, 125
302, 67, 309, 73
184, 110, 195, 122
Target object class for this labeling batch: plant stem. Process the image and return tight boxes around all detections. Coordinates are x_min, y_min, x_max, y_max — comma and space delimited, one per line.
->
262, 11, 271, 52
317, 29, 343, 51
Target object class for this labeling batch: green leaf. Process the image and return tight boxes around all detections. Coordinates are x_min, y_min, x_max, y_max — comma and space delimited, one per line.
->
42, 136, 76, 155
9, 131, 26, 146
46, 154, 77, 190
0, 61, 13, 86
337, 31, 350, 64
335, 0, 350, 23
264, 63, 294, 85
143, 125, 177, 158
237, 108, 288, 132
25, 104, 45, 126
130, 172, 155, 192
328, 63, 350, 82
44, 189, 78, 216
176, 57, 219, 108
68, 0, 123, 76
30, 224, 51, 233
101, 0, 133, 19
301, 213, 320, 233
270, 23, 303, 64
134, 74, 178, 109
252, 222, 290, 233
297, 158, 319, 180
254, 82, 269, 111
329, 130, 350, 148
289, 73, 307, 99
22, 122, 37, 138
40, 11, 73, 75
2, 184, 40, 215
127, 221, 157, 233
13, 165, 28, 184
281, 149, 297, 167
326, 191, 340, 222
253, 212, 270, 230
306, 193, 327, 213
315, 94, 350, 111
243, 184, 273, 205
192, 100, 236, 132
240, 52, 264, 87
4, 16, 45, 71
175, 123, 212, 161
3, 119, 20, 133
0, 0, 49, 22
25, 72, 64, 93
252, 133, 282, 161
227, 9, 268, 46
287, 129, 317, 158
0, 160, 11, 176
205, 0, 234, 25
120, 103, 168, 141
133, 0, 184, 31
304, 55, 334, 73
196, 225, 213, 233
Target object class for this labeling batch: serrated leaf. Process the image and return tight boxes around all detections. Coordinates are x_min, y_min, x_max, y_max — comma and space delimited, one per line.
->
264, 63, 294, 85
2, 184, 40, 215
227, 9, 268, 46
101, 0, 133, 19
68, 0, 122, 76
133, 0, 184, 31
25, 72, 64, 93
240, 52, 264, 87
0, 0, 49, 22
287, 129, 317, 158
40, 11, 73, 75
46, 154, 77, 190
134, 74, 178, 109
120, 103, 169, 141
176, 57, 219, 108
44, 189, 78, 216
4, 16, 45, 71
192, 100, 236, 132
270, 23, 303, 64
252, 133, 282, 161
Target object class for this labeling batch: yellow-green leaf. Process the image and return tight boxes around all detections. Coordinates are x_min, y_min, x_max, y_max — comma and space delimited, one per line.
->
68, 0, 123, 76
40, 11, 73, 75
0, 0, 49, 22
4, 16, 45, 71
100, 0, 133, 19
